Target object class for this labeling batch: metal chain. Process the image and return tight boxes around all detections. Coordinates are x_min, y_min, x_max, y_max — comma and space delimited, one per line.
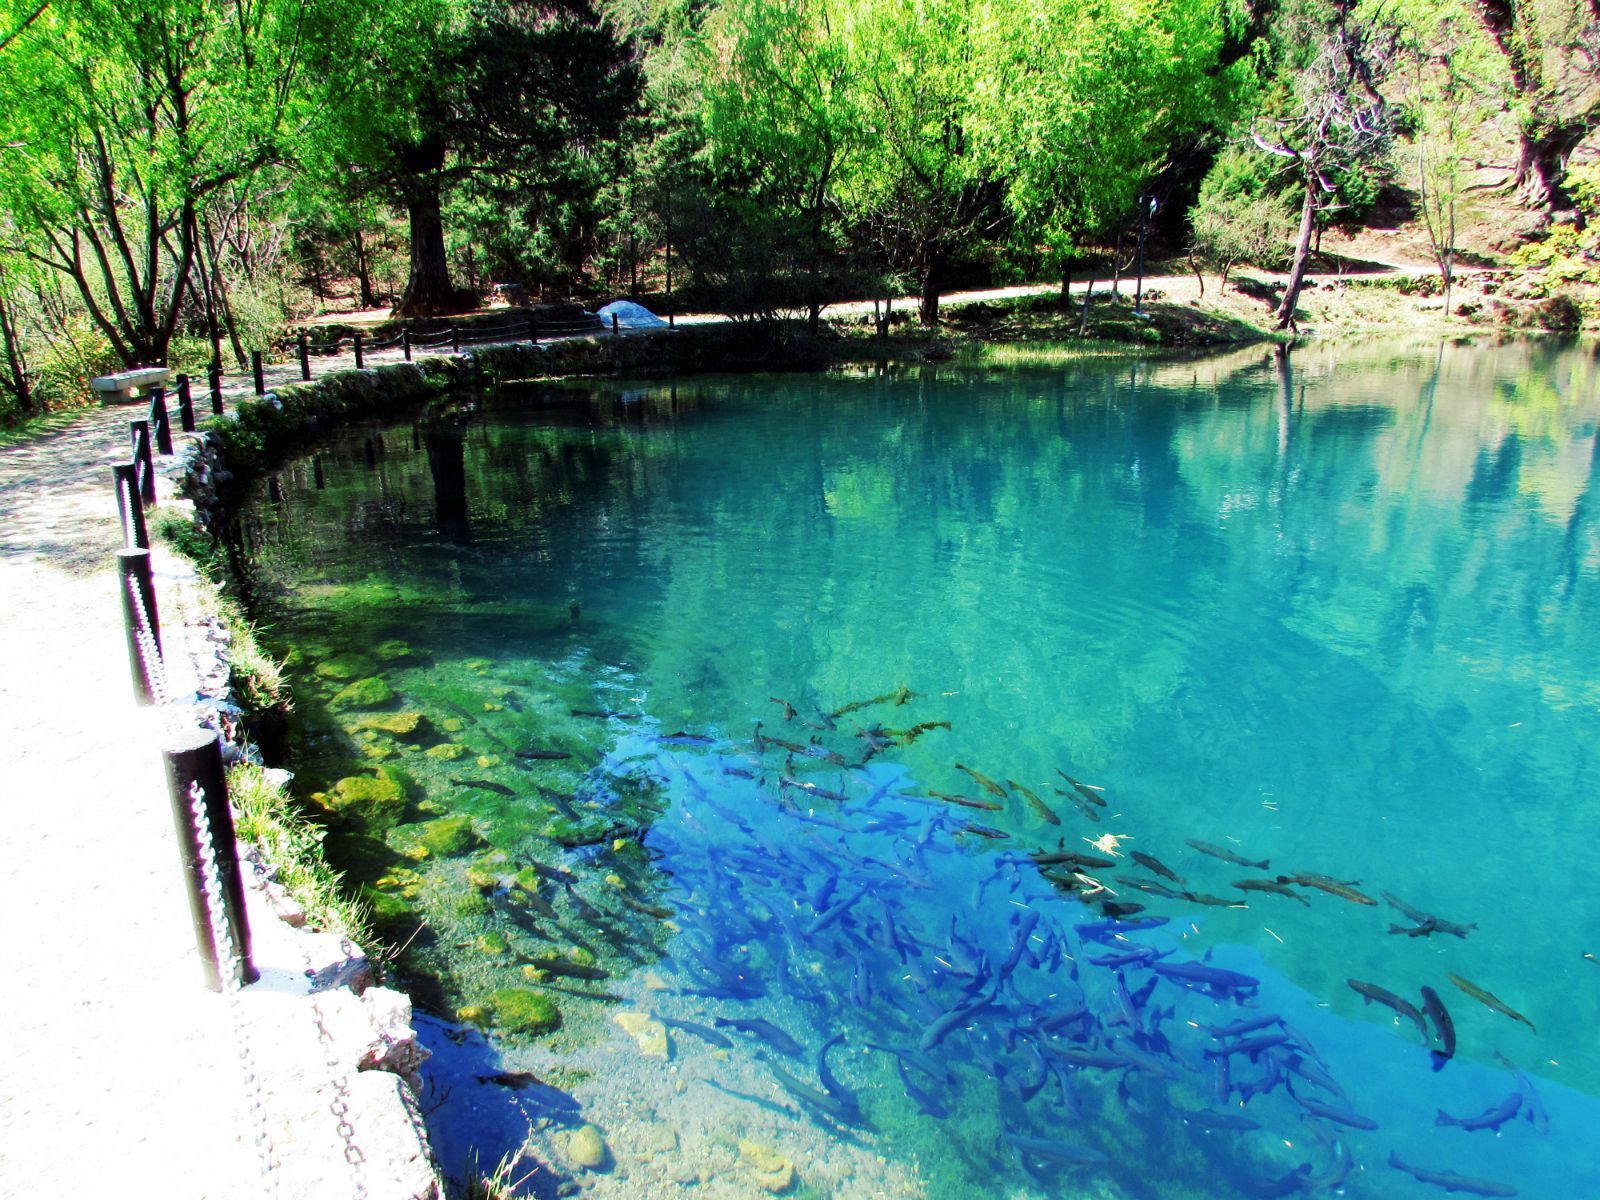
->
117, 473, 136, 547
125, 571, 170, 707
189, 782, 279, 1193
292, 931, 370, 1199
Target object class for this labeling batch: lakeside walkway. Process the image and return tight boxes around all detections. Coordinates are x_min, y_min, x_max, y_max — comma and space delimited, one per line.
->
0, 369, 436, 1197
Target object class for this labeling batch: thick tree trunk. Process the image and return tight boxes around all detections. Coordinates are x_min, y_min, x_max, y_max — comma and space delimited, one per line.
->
1276, 181, 1317, 331
919, 266, 939, 326
0, 291, 32, 414
395, 182, 458, 317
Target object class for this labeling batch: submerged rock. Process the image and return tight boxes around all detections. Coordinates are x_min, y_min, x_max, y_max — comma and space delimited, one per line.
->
330, 676, 396, 710
317, 770, 409, 827
416, 815, 480, 857
612, 1011, 669, 1058
360, 711, 427, 740
739, 1142, 796, 1194
488, 988, 560, 1036
566, 1123, 610, 1171
425, 742, 468, 761
314, 652, 375, 681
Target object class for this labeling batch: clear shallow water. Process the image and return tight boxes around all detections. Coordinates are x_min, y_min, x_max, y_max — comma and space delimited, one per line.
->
243, 337, 1600, 1198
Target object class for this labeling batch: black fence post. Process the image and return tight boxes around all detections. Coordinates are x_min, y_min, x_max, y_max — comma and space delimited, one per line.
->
402, 329, 412, 361
612, 313, 620, 337
113, 463, 149, 550
251, 351, 265, 395
354, 331, 365, 369
160, 726, 257, 992
130, 420, 156, 504
298, 334, 311, 381
175, 374, 195, 432
208, 362, 224, 415
118, 547, 160, 703
527, 313, 538, 344
313, 457, 325, 489
150, 387, 173, 455
451, 327, 460, 353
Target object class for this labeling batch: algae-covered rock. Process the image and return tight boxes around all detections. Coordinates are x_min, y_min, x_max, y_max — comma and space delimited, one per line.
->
465, 865, 500, 890
441, 717, 466, 733
317, 770, 409, 827
314, 652, 375, 681
372, 639, 420, 662
739, 1142, 796, 1194
419, 815, 479, 857
452, 890, 490, 918
463, 657, 493, 672
426, 743, 469, 761
362, 743, 395, 762
476, 930, 508, 954
566, 1124, 609, 1171
488, 988, 560, 1036
482, 702, 504, 713
456, 1005, 490, 1028
533, 947, 608, 980
359, 887, 418, 941
361, 711, 427, 740
330, 676, 396, 710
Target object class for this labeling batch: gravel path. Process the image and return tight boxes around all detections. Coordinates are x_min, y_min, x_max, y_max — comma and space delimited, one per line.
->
0, 387, 435, 1199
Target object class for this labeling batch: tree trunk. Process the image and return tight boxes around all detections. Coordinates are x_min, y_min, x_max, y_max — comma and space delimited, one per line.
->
919, 265, 940, 326
0, 291, 32, 414
1060, 264, 1071, 311
393, 132, 463, 317
1078, 278, 1095, 336
351, 231, 376, 309
1276, 181, 1318, 331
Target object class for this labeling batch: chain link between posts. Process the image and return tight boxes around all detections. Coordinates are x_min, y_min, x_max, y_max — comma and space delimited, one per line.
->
292, 929, 370, 1199
189, 781, 280, 1194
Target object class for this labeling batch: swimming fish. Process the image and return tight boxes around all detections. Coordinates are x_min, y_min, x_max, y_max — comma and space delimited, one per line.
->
1002, 1128, 1109, 1168
477, 1071, 548, 1089
769, 697, 798, 721
714, 1016, 803, 1056
890, 720, 950, 744
1186, 839, 1269, 870
1056, 770, 1108, 807
658, 731, 714, 746
954, 763, 1007, 799
1447, 973, 1536, 1032
1387, 1152, 1518, 1197
829, 684, 915, 719
451, 777, 515, 796
1421, 985, 1455, 1070
1346, 979, 1429, 1039
570, 708, 640, 720
1493, 1051, 1550, 1134
1390, 918, 1439, 937
1009, 781, 1060, 825
515, 748, 572, 760
1182, 891, 1247, 908
1286, 872, 1376, 905
926, 790, 1002, 812
1436, 1093, 1522, 1132
959, 821, 1011, 840
1383, 891, 1477, 938
1231, 878, 1309, 904
1130, 851, 1183, 884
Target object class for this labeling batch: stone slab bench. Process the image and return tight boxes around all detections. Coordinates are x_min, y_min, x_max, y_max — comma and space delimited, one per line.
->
90, 366, 171, 404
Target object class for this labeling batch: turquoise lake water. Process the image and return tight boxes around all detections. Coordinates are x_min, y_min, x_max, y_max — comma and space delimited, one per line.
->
243, 337, 1600, 1198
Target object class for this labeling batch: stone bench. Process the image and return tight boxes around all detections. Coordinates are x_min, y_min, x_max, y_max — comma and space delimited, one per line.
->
90, 366, 171, 404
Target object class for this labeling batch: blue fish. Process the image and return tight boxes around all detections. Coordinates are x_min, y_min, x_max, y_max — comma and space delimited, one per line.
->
1152, 960, 1260, 996
1388, 1152, 1518, 1196
1002, 1129, 1108, 1168
1436, 1092, 1521, 1132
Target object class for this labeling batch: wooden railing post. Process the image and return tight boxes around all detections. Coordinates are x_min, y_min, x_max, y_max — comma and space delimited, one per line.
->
451, 327, 460, 353
160, 727, 257, 991
402, 329, 412, 361
298, 334, 311, 381
251, 351, 265, 395
353, 332, 364, 369
175, 374, 195, 432
612, 313, 620, 337
149, 387, 173, 455
208, 362, 224, 414
527, 313, 538, 344
113, 463, 149, 550
118, 547, 160, 703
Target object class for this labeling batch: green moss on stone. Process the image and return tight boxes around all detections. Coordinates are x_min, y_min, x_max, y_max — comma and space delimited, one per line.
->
315, 652, 375, 681
373, 639, 419, 662
476, 930, 509, 954
489, 988, 560, 1036
425, 742, 468, 761
418, 815, 479, 857
331, 676, 396, 710
317, 770, 409, 827
361, 711, 427, 740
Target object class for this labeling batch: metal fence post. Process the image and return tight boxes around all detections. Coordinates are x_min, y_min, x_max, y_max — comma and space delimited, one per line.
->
160, 726, 257, 991
118, 547, 160, 703
527, 313, 538, 344
251, 351, 265, 395
130, 420, 156, 504
298, 334, 311, 381
150, 387, 173, 455
208, 361, 224, 414
451, 327, 460, 353
175, 374, 195, 432
612, 313, 620, 337
113, 464, 149, 550
402, 329, 412, 361
353, 331, 364, 369
313, 457, 325, 489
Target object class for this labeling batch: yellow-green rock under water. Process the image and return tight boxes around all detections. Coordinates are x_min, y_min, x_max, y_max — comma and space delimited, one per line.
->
488, 988, 560, 1036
